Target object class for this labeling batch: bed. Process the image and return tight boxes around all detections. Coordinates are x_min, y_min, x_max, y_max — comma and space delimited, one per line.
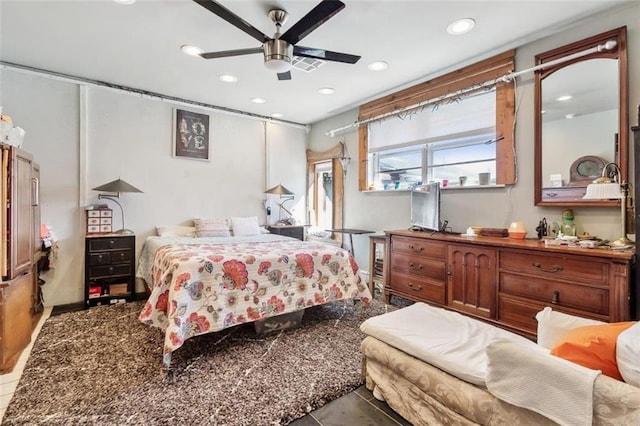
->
137, 234, 372, 367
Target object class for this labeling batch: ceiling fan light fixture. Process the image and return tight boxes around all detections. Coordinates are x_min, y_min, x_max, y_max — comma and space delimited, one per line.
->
263, 39, 293, 73
447, 18, 475, 35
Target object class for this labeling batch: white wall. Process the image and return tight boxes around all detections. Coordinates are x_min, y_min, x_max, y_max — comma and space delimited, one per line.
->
309, 3, 640, 273
0, 72, 307, 306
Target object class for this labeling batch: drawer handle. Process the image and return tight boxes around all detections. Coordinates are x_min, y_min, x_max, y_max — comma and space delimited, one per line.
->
108, 267, 114, 273
408, 262, 423, 270
97, 254, 103, 262
532, 262, 563, 273
407, 282, 423, 291
120, 253, 125, 259
109, 240, 115, 247
551, 290, 560, 305
408, 245, 423, 253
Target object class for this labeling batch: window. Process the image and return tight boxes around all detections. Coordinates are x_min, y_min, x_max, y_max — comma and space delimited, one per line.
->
358, 50, 515, 191
367, 90, 497, 190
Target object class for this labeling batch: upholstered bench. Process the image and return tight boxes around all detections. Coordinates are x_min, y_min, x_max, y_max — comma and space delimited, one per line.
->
360, 302, 640, 425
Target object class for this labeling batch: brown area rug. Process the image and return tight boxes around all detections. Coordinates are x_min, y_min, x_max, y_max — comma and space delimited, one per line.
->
3, 299, 393, 425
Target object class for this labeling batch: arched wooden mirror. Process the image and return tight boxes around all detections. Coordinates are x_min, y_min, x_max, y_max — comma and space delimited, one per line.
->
306, 143, 345, 241
534, 27, 628, 206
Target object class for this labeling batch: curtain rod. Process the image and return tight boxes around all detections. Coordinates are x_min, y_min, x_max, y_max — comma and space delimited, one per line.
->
1, 61, 309, 131
326, 40, 617, 137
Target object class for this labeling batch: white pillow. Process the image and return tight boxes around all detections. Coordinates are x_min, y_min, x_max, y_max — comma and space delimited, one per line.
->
193, 218, 231, 237
156, 225, 196, 237
617, 321, 640, 387
535, 307, 604, 350
231, 216, 261, 236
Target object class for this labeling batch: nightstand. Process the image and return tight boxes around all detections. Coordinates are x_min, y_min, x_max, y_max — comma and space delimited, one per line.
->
84, 234, 135, 308
266, 225, 305, 241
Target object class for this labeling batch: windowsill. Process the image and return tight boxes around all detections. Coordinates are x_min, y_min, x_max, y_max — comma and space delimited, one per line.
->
362, 184, 506, 193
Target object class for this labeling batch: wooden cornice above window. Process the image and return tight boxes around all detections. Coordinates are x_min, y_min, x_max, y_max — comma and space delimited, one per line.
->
358, 50, 515, 121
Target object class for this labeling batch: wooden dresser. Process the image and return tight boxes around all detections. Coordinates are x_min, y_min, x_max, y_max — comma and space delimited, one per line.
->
385, 230, 636, 338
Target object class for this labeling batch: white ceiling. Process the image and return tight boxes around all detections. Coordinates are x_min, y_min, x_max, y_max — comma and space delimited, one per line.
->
0, 0, 630, 125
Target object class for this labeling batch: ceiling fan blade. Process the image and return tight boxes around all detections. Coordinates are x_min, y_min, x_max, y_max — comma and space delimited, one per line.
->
280, 0, 345, 45
200, 47, 263, 59
293, 45, 360, 64
277, 71, 292, 81
193, 0, 270, 43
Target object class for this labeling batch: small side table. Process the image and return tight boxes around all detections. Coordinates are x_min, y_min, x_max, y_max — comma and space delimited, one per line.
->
326, 228, 375, 257
368, 235, 385, 298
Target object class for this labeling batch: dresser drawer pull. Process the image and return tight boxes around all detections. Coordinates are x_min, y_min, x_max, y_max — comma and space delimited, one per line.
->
108, 267, 114, 273
551, 290, 560, 304
109, 240, 115, 247
407, 282, 423, 291
532, 262, 563, 273
408, 262, 423, 270
408, 245, 423, 253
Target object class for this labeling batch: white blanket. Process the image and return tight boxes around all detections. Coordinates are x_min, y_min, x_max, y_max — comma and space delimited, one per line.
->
486, 339, 600, 426
360, 302, 537, 386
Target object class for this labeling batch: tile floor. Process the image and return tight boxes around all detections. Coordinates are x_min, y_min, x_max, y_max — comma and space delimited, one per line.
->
1, 295, 412, 426
0, 306, 52, 424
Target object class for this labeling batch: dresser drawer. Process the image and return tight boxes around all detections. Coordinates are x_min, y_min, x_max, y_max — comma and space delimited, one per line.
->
88, 237, 133, 252
88, 264, 132, 279
389, 272, 446, 305
497, 295, 543, 334
390, 254, 446, 282
391, 236, 446, 259
499, 251, 608, 286
500, 272, 609, 315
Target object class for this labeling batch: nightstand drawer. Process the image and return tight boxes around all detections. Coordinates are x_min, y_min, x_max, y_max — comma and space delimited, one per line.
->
89, 238, 132, 252
88, 264, 132, 279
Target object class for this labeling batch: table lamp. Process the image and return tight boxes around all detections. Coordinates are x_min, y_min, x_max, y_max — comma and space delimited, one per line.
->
264, 184, 295, 224
92, 178, 143, 234
582, 162, 633, 247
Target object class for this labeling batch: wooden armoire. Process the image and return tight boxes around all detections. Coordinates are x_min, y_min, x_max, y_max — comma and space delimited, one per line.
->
0, 143, 41, 373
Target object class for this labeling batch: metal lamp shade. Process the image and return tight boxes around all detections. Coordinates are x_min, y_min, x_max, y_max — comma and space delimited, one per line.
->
92, 179, 143, 194
264, 184, 294, 196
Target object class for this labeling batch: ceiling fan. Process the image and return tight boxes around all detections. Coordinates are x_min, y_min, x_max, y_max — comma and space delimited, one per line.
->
193, 0, 361, 80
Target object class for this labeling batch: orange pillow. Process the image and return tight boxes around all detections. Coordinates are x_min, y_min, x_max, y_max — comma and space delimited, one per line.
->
550, 321, 635, 380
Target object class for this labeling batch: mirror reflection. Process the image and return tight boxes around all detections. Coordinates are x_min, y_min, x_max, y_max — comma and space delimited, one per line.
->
542, 59, 618, 188
534, 27, 627, 206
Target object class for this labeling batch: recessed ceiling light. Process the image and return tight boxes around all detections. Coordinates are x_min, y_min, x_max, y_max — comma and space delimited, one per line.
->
181, 45, 203, 57
368, 61, 388, 71
565, 113, 576, 119
251, 97, 266, 104
555, 95, 572, 102
113, 0, 136, 4
447, 18, 475, 35
219, 74, 238, 83
270, 113, 283, 118
318, 87, 335, 95
541, 110, 546, 114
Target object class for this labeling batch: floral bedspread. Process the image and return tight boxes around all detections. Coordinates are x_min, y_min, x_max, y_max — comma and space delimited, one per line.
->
139, 238, 371, 362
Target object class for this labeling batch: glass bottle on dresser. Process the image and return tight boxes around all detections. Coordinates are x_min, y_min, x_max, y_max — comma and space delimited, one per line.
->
560, 209, 577, 237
